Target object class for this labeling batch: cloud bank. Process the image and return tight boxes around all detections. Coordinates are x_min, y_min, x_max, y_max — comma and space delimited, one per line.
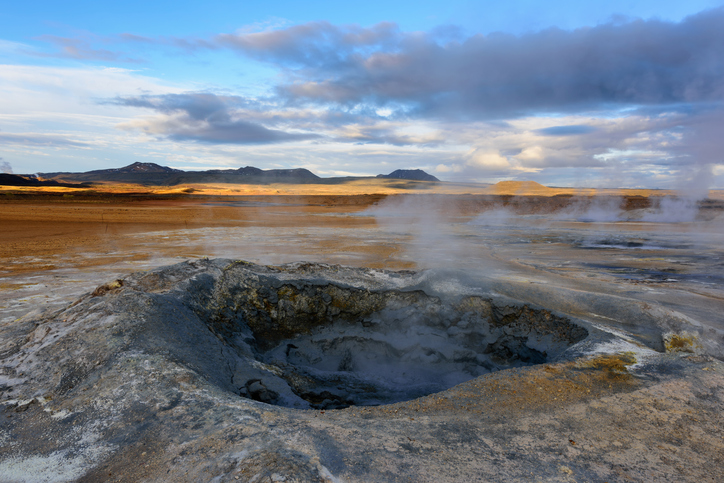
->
216, 10, 724, 120
5, 8, 724, 187
112, 93, 318, 144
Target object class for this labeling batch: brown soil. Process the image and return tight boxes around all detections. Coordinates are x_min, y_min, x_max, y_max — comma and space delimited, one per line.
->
1, 182, 722, 276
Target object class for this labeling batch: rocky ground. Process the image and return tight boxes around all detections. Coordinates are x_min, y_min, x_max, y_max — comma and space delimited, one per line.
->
1, 259, 722, 482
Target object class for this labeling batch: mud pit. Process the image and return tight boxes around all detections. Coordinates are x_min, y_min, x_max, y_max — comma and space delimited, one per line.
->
2, 259, 724, 482
2, 192, 724, 482
203, 269, 587, 408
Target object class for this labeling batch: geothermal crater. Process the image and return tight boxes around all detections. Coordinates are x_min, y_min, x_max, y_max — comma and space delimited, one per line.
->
196, 262, 588, 409
4, 259, 723, 482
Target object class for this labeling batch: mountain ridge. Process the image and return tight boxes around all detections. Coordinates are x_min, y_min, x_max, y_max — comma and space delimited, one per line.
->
0, 173, 91, 188
40, 163, 321, 185
38, 163, 440, 186
377, 169, 439, 182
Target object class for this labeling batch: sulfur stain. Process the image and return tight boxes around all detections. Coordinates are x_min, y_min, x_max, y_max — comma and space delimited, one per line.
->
0, 283, 33, 291
91, 279, 124, 297
578, 352, 637, 380
663, 332, 701, 353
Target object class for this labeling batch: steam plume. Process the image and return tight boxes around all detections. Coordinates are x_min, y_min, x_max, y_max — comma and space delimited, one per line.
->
0, 159, 12, 174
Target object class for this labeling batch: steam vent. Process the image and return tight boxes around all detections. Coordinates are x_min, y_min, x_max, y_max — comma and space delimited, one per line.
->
2, 259, 723, 481
205, 262, 587, 409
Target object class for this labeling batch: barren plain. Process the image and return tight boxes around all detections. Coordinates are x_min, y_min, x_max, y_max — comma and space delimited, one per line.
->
1, 180, 723, 482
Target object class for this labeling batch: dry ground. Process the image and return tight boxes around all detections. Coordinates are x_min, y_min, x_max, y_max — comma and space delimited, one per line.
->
2, 180, 724, 482
2, 179, 720, 276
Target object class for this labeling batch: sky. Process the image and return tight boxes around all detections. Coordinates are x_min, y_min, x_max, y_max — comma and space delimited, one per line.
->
1, 1, 724, 189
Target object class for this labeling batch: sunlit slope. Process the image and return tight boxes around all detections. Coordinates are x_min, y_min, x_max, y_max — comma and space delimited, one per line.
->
2, 177, 722, 199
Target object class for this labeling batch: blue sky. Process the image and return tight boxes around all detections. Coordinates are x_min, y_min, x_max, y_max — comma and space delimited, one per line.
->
1, 0, 723, 188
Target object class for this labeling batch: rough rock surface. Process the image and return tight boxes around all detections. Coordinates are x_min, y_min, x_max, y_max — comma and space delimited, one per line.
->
1, 259, 722, 482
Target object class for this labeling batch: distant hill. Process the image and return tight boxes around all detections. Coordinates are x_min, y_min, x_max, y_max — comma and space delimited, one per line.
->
42, 163, 321, 186
101, 162, 182, 174
377, 169, 439, 182
0, 173, 90, 188
42, 162, 179, 185
167, 167, 320, 185
489, 180, 553, 195
38, 162, 442, 187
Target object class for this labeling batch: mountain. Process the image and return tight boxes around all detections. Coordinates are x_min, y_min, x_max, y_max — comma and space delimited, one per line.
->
165, 167, 320, 185
0, 173, 90, 188
41, 162, 181, 185
377, 169, 439, 182
41, 163, 320, 186
102, 162, 181, 174
38, 163, 439, 187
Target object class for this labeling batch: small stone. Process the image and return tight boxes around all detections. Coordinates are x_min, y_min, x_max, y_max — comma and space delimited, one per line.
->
558, 465, 573, 475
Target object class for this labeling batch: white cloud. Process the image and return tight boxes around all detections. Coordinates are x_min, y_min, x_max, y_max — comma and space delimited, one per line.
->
0, 61, 717, 187
515, 146, 545, 162
0, 64, 191, 171
0, 65, 183, 120
467, 149, 510, 170
0, 39, 32, 53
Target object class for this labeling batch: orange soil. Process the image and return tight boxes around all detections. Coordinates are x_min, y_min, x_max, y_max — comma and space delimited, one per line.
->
1, 180, 721, 276
4, 178, 720, 197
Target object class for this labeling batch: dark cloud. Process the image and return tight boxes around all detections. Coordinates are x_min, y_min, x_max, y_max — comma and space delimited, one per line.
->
110, 92, 441, 147
111, 93, 318, 144
105, 10, 724, 122
85, 11, 723, 182
664, 104, 724, 183
332, 126, 444, 147
116, 93, 251, 120
215, 9, 724, 119
217, 21, 400, 69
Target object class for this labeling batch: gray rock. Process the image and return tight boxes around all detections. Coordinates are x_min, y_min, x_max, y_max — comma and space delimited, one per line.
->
0, 259, 722, 482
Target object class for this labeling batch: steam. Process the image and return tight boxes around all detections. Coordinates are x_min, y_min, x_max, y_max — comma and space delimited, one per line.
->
555, 197, 627, 223
639, 197, 700, 223
680, 162, 713, 197
548, 196, 704, 224
639, 162, 715, 223
367, 188, 716, 275
552, 169, 715, 225
364, 195, 499, 271
554, 163, 715, 224
0, 159, 12, 174
535, 164, 714, 224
